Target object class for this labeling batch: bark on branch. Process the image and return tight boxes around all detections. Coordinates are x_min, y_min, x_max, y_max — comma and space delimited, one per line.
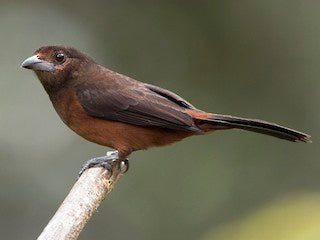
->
37, 162, 126, 240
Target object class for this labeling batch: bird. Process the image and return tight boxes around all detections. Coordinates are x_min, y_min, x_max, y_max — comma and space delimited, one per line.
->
21, 45, 311, 174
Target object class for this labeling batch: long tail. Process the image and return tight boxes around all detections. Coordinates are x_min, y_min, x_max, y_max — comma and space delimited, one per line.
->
199, 114, 311, 143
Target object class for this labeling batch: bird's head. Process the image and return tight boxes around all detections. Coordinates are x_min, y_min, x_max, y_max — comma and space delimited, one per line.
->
21, 46, 94, 93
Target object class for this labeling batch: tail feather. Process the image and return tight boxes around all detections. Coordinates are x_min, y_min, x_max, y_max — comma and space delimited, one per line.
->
201, 114, 311, 143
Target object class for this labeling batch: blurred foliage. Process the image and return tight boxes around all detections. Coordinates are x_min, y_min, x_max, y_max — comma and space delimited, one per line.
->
0, 1, 318, 239
204, 192, 320, 240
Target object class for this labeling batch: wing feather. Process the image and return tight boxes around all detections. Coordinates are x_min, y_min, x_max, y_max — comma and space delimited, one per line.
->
75, 78, 200, 132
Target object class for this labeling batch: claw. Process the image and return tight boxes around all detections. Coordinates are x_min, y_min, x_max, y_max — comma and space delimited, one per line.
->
78, 151, 117, 177
78, 151, 129, 177
120, 159, 129, 173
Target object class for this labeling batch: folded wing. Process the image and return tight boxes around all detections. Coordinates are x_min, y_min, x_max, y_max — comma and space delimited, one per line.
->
76, 78, 200, 132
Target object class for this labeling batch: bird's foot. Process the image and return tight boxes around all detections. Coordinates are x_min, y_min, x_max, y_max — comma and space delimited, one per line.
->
78, 151, 129, 177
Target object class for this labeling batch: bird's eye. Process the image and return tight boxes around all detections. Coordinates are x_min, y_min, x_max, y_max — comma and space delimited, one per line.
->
55, 53, 65, 62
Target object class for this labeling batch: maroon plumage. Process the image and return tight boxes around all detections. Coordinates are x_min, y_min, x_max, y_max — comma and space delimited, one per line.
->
21, 46, 311, 161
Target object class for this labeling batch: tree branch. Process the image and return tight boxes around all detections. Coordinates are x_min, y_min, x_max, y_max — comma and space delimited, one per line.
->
37, 161, 127, 240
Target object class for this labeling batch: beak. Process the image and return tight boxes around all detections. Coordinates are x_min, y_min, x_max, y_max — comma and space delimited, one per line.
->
21, 55, 55, 72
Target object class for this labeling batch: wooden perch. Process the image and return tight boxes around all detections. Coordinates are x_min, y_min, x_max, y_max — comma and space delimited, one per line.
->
37, 161, 127, 240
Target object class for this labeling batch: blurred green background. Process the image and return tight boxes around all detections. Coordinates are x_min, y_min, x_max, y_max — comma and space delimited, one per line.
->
0, 1, 319, 239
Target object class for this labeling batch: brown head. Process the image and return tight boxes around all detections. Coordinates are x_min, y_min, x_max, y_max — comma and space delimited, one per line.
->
21, 46, 95, 93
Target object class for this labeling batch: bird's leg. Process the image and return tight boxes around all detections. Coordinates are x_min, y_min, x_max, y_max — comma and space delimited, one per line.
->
78, 150, 129, 177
